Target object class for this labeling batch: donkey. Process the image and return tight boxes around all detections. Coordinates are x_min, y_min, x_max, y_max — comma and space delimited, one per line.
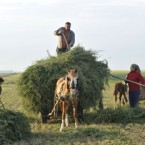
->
54, 69, 79, 131
113, 82, 128, 109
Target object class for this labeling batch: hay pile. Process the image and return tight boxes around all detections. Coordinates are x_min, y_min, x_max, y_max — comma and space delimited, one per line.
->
18, 46, 110, 117
0, 109, 30, 144
85, 108, 145, 124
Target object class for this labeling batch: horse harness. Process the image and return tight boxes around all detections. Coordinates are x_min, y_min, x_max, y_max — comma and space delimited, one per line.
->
57, 75, 79, 102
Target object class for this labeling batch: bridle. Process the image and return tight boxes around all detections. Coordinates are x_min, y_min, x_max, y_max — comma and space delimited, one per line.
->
66, 75, 79, 99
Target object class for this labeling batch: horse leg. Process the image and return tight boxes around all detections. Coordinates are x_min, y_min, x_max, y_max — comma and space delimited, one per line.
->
123, 93, 128, 104
65, 101, 69, 127
119, 93, 122, 107
60, 101, 66, 131
54, 100, 59, 117
114, 94, 117, 109
72, 99, 78, 129
120, 93, 125, 105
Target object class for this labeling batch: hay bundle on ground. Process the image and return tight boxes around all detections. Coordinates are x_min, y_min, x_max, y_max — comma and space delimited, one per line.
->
0, 109, 30, 145
18, 46, 110, 122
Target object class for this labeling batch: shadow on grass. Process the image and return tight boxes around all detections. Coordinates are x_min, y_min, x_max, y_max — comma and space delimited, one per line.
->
14, 126, 131, 145
28, 107, 145, 125
13, 107, 143, 144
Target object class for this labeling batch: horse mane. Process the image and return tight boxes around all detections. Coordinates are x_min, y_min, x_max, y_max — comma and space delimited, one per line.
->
55, 76, 69, 99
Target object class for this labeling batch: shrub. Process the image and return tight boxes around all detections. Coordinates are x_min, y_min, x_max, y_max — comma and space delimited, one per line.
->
0, 109, 30, 145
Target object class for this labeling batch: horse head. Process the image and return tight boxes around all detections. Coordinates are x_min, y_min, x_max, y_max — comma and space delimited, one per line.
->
66, 69, 79, 97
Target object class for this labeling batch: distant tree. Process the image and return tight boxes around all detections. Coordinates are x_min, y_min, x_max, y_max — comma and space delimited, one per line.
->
18, 46, 110, 123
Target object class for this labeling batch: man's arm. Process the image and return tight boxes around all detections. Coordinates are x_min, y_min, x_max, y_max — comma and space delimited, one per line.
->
68, 31, 75, 47
54, 27, 64, 36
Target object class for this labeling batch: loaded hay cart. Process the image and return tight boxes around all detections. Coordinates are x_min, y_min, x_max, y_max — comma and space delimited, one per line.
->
18, 46, 110, 123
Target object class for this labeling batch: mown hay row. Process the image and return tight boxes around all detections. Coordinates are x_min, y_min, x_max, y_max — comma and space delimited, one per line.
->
0, 109, 30, 145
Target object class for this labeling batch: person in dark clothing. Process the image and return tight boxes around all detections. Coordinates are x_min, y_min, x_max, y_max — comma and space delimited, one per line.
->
125, 64, 145, 107
0, 77, 4, 95
54, 22, 75, 55
0, 77, 5, 108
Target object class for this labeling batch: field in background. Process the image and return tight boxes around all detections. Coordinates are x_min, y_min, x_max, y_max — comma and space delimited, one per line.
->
1, 70, 145, 145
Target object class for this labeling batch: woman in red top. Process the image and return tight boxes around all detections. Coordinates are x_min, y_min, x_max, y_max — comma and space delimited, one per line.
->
125, 64, 145, 107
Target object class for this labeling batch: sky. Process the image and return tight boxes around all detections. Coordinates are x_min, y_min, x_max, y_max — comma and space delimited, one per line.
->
0, 0, 145, 72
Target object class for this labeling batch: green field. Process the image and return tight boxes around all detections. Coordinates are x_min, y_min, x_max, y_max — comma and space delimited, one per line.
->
1, 70, 145, 145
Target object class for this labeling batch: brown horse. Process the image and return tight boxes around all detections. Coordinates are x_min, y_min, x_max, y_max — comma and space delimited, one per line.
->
113, 82, 128, 109
0, 77, 4, 95
0, 77, 5, 108
54, 69, 79, 131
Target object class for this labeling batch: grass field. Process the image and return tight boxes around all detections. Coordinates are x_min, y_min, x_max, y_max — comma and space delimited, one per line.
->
1, 70, 145, 145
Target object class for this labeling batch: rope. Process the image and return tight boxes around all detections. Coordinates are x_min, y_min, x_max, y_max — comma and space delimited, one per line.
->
0, 97, 5, 109
48, 99, 59, 116
62, 33, 70, 51
110, 74, 145, 87
110, 74, 124, 81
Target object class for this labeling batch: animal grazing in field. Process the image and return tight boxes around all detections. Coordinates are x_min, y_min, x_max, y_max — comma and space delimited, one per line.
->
113, 82, 128, 109
0, 77, 4, 95
54, 69, 79, 131
0, 77, 5, 109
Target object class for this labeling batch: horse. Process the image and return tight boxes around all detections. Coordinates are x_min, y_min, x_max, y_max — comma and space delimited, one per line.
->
0, 77, 4, 95
0, 77, 5, 108
113, 82, 128, 109
54, 69, 79, 131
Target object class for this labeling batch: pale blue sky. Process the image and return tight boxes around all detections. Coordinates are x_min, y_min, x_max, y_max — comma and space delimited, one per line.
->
0, 0, 145, 72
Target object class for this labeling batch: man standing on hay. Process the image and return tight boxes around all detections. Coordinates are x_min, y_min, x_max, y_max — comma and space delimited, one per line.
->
54, 22, 75, 55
